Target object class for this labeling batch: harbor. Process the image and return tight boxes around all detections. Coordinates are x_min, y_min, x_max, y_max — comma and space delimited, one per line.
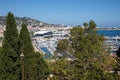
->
32, 27, 120, 59
98, 30, 120, 54
32, 26, 71, 59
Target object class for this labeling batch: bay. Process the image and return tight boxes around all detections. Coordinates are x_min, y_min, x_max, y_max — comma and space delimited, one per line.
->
97, 30, 120, 37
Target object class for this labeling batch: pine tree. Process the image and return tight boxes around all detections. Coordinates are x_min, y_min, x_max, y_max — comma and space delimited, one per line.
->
83, 22, 88, 30
56, 39, 73, 58
116, 47, 120, 72
0, 12, 20, 80
70, 20, 108, 79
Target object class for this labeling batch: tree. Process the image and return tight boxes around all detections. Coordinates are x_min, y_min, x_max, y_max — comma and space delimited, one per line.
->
70, 26, 85, 58
56, 39, 73, 58
116, 47, 120, 72
88, 20, 97, 33
103, 56, 119, 80
48, 20, 118, 80
34, 52, 50, 80
19, 24, 50, 79
115, 47, 120, 78
83, 22, 88, 30
70, 20, 109, 79
48, 59, 75, 80
19, 23, 35, 80
0, 12, 20, 80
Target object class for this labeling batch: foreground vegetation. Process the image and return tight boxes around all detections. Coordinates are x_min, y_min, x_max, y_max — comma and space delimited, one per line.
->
0, 12, 49, 80
49, 20, 120, 80
0, 12, 119, 80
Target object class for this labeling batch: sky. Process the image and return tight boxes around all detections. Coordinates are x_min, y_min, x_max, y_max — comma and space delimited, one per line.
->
0, 0, 120, 27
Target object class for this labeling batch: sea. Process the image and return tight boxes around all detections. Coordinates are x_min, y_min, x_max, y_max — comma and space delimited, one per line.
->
97, 30, 120, 37
97, 30, 120, 52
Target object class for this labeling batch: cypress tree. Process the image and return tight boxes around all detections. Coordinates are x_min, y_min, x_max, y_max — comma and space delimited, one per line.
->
0, 12, 20, 80
19, 24, 35, 80
34, 52, 50, 80
19, 24, 49, 80
19, 24, 50, 79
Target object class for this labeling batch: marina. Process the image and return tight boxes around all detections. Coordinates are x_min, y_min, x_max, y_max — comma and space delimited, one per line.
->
32, 28, 120, 59
98, 30, 120, 53
32, 26, 71, 59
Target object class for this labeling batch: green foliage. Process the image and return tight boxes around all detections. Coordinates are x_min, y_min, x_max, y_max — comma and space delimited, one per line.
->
48, 20, 120, 80
19, 24, 34, 54
70, 26, 85, 57
88, 20, 97, 33
56, 39, 73, 58
49, 20, 119, 80
51, 20, 105, 80
116, 47, 120, 70
111, 57, 120, 79
49, 59, 118, 80
0, 12, 50, 79
48, 59, 74, 80
19, 24, 50, 79
83, 22, 88, 30
114, 47, 120, 78
71, 20, 105, 60
0, 47, 2, 53
0, 37, 3, 41
0, 12, 20, 80
70, 20, 109, 79
34, 52, 50, 80
19, 24, 35, 80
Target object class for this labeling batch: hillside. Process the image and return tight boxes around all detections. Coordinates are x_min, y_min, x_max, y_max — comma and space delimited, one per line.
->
0, 16, 64, 27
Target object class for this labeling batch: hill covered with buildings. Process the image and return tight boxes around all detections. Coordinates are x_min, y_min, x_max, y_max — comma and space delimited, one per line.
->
0, 16, 65, 28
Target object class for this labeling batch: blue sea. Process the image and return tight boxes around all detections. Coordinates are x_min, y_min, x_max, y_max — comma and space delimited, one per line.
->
97, 30, 120, 37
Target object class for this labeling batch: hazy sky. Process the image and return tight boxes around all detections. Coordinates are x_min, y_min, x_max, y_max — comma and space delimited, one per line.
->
0, 0, 120, 27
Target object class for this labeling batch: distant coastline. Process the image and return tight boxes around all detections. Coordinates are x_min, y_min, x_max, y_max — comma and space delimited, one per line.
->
97, 29, 120, 37
97, 27, 120, 30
